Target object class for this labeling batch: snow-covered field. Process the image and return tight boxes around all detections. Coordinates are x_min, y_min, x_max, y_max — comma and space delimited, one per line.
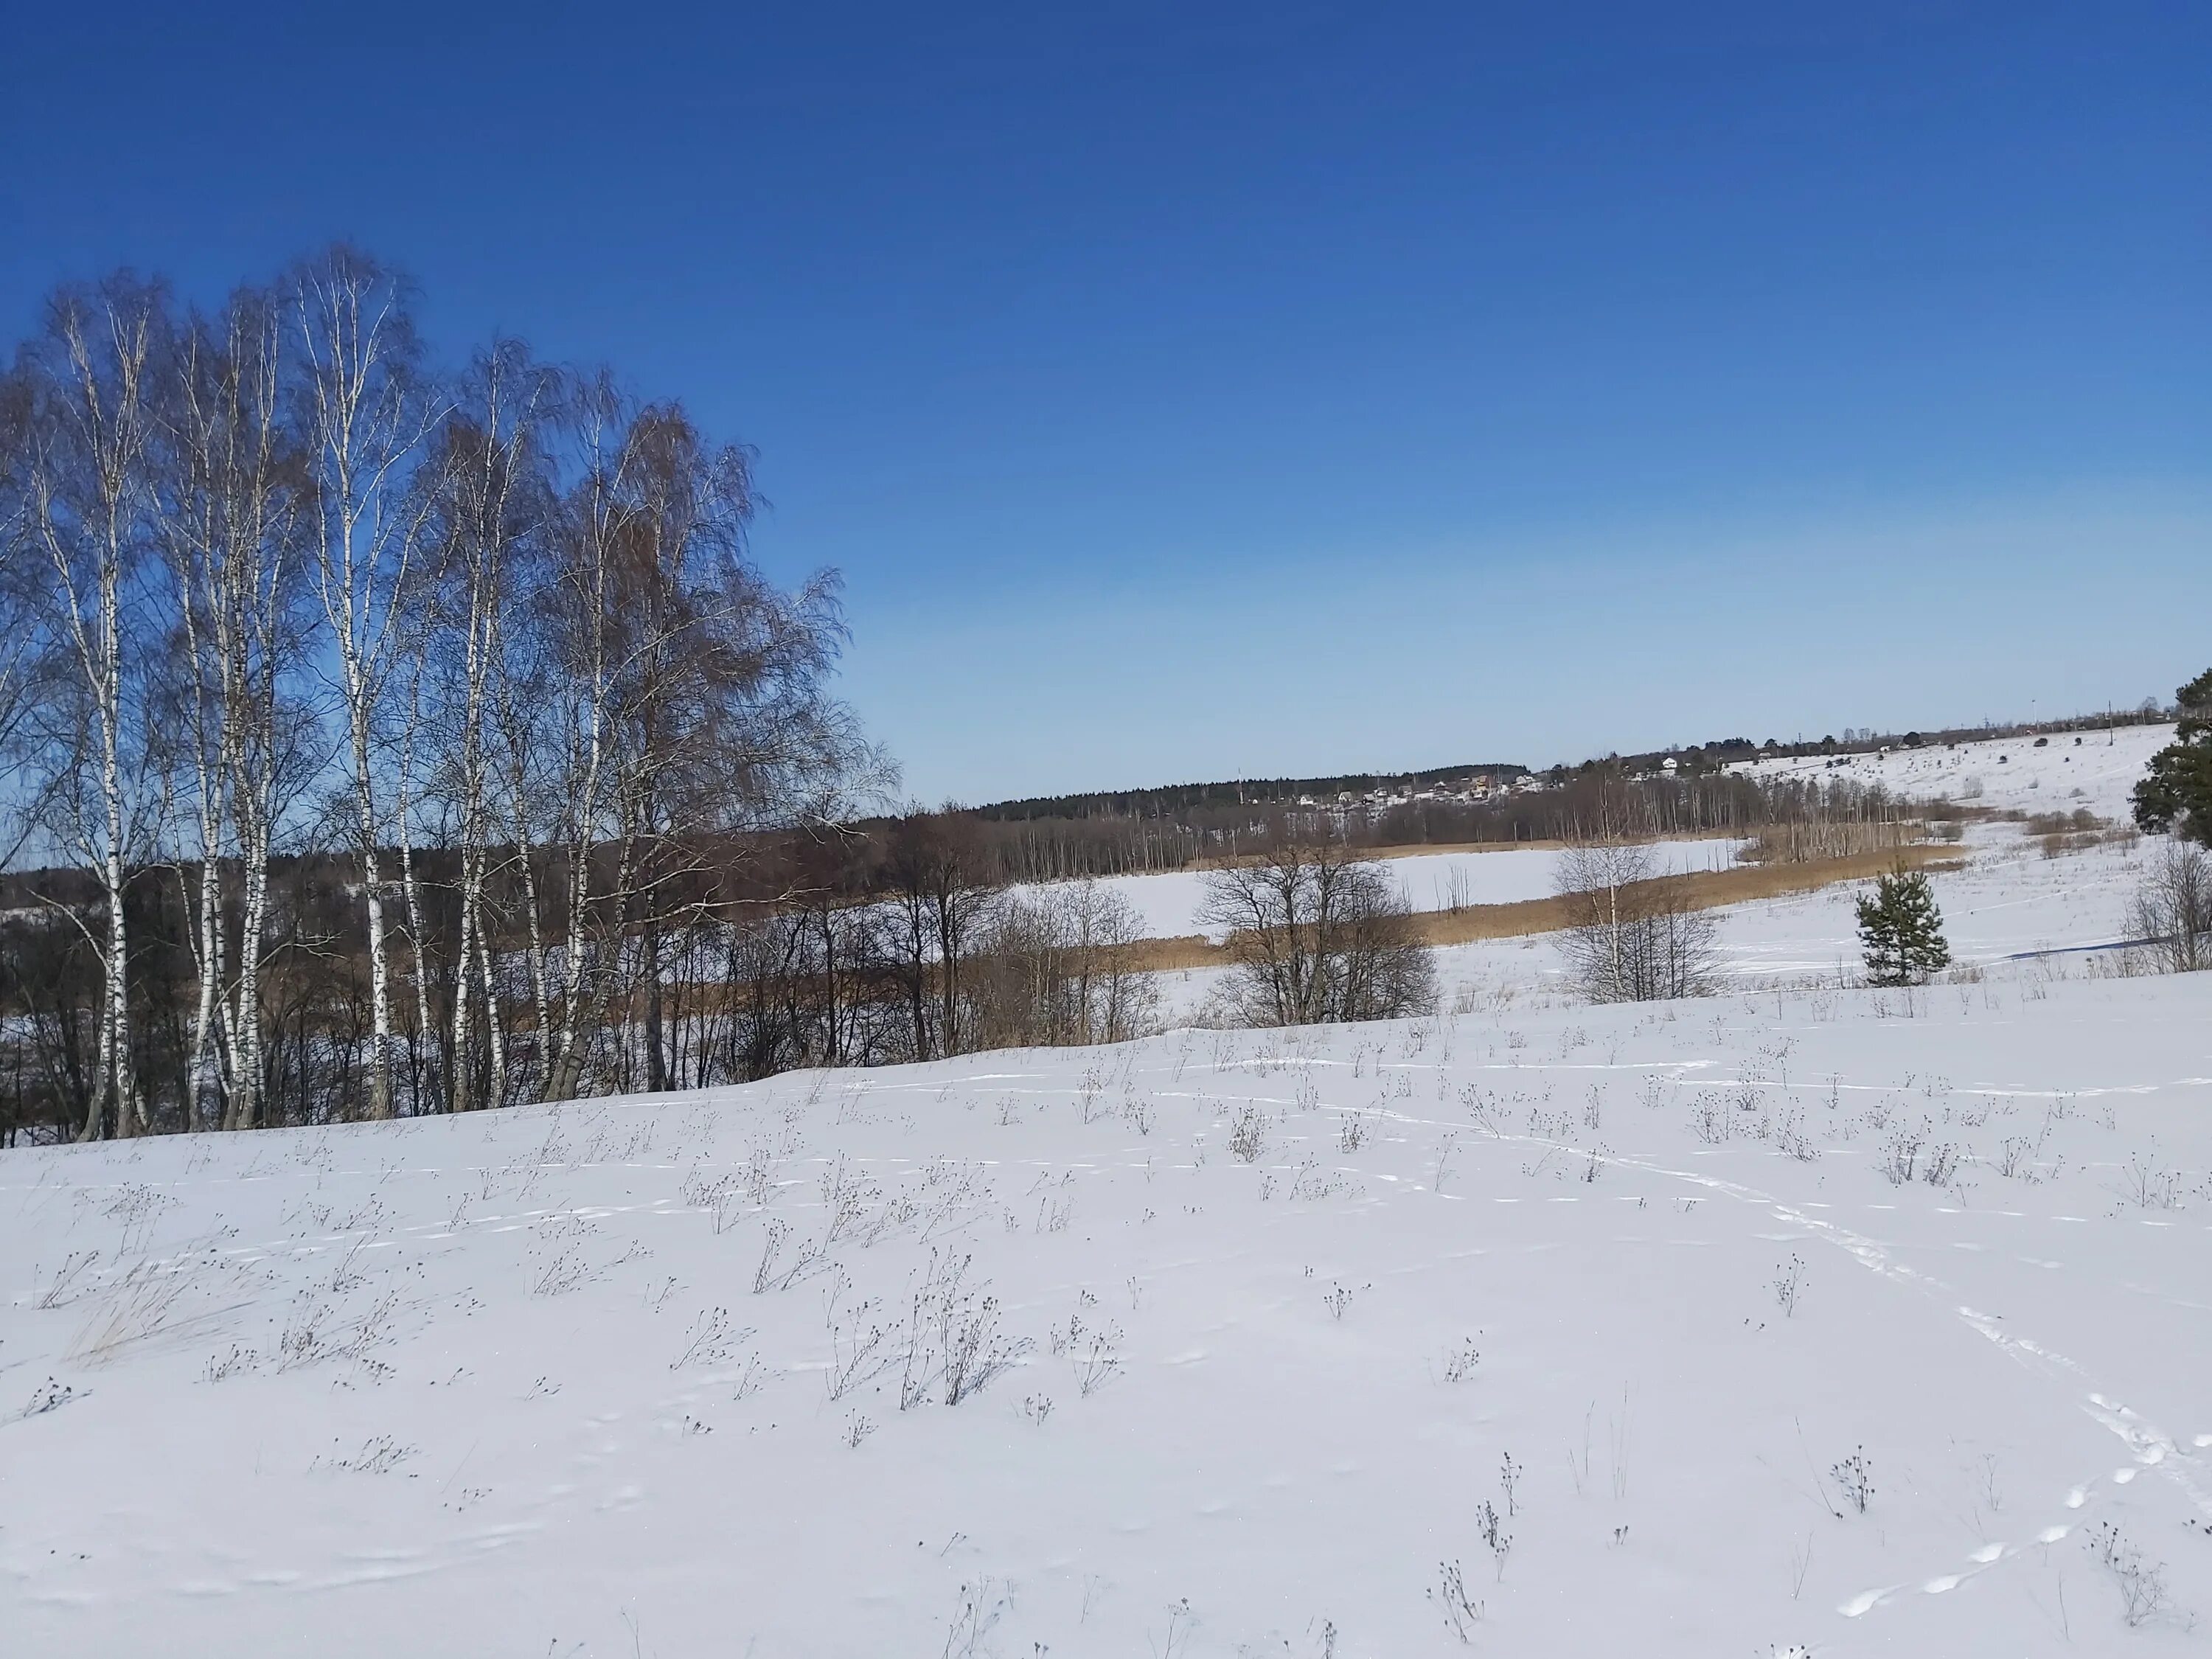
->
7, 940, 2212, 1656
1014, 840, 1748, 943
6, 722, 2202, 1658
1133, 726, 2174, 1021
1399, 830, 2154, 1011
1727, 723, 2174, 822
1015, 727, 2170, 954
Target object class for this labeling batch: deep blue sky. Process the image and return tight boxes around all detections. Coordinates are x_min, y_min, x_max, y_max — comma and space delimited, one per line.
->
5, 3, 2205, 802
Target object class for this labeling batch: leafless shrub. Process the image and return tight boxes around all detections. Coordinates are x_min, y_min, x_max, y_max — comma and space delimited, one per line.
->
1196, 838, 1437, 1027
819, 1155, 883, 1246
820, 1277, 894, 1399
1775, 1113, 1820, 1162
2088, 1520, 2173, 1628
276, 1284, 403, 1374
2115, 1149, 2188, 1210
740, 1146, 779, 1207
1830, 1447, 1874, 1514
672, 1305, 754, 1371
1476, 1498, 1512, 1579
967, 880, 1163, 1050
329, 1234, 375, 1295
939, 1579, 1012, 1659
310, 1434, 418, 1475
1996, 1135, 2041, 1179
35, 1249, 100, 1310
900, 1250, 1031, 1410
1071, 1319, 1124, 1398
19, 1377, 79, 1419
203, 1343, 258, 1382
680, 1165, 748, 1234
1429, 1559, 1484, 1641
943, 1290, 1026, 1405
529, 1248, 597, 1296
1773, 1253, 1804, 1316
2127, 840, 2212, 974
1554, 834, 1718, 1003
1460, 1083, 1504, 1135
752, 1217, 828, 1293
277, 1299, 335, 1370
1440, 1336, 1481, 1382
102, 1182, 175, 1225
1227, 1105, 1268, 1164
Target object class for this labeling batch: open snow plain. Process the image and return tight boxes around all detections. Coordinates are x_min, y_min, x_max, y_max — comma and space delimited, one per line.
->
1020, 839, 1748, 945
7, 956, 2211, 1655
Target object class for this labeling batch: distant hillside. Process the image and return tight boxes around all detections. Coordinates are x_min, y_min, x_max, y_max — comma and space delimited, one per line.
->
973, 762, 1529, 821
979, 703, 2180, 820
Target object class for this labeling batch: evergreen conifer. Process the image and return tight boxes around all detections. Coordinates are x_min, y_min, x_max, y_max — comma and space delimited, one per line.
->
1857, 867, 1952, 987
2134, 668, 2212, 848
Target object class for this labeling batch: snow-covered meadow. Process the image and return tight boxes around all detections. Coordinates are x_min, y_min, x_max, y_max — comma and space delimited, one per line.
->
1133, 726, 2174, 1022
1397, 826, 2155, 1012
1015, 839, 1749, 945
1725, 723, 2174, 823
7, 945, 2211, 1656
5, 721, 2205, 1658
1009, 728, 2168, 973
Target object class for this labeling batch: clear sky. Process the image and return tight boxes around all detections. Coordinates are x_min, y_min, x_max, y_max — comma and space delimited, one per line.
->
4, 3, 2205, 803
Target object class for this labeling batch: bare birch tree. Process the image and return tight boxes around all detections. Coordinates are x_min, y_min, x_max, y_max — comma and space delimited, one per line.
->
287, 246, 442, 1120
1554, 831, 1719, 1003
0, 371, 51, 874
7, 277, 170, 1139
420, 340, 557, 1109
973, 877, 1156, 1048
155, 284, 317, 1130
2, 246, 879, 1135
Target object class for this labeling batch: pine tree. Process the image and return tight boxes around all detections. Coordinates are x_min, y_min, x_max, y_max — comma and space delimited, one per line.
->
1856, 867, 1952, 987
2134, 668, 2212, 848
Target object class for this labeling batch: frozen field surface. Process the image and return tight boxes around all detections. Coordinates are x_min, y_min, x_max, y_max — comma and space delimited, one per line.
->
7, 969, 2212, 1656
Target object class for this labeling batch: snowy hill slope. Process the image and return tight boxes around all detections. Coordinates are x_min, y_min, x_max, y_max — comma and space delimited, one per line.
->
7, 971, 2212, 1657
1728, 724, 2174, 823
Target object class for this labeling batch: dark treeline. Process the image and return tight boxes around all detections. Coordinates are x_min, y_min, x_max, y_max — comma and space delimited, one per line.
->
976, 762, 1528, 823
970, 706, 2179, 881
970, 768, 1912, 883
0, 811, 1159, 1145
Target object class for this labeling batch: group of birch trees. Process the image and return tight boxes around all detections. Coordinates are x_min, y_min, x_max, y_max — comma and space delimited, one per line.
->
0, 248, 868, 1141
